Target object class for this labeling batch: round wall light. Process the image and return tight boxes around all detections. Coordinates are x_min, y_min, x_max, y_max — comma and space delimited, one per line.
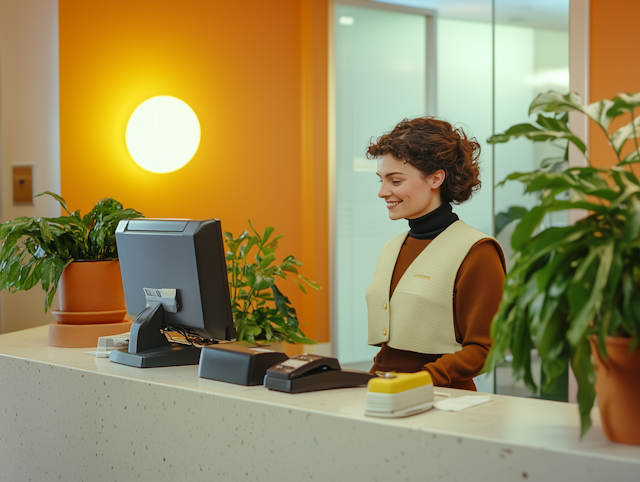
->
125, 96, 201, 174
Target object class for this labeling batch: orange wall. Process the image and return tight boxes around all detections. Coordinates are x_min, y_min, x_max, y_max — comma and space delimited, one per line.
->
59, 0, 329, 345
590, 0, 640, 169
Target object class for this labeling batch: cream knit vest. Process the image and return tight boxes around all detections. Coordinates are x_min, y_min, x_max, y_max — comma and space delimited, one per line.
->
366, 220, 498, 355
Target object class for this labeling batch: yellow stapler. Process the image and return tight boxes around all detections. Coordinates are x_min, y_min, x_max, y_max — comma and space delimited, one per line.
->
365, 371, 434, 418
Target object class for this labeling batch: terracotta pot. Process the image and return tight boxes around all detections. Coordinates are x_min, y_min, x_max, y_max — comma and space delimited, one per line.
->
589, 335, 640, 446
58, 260, 126, 314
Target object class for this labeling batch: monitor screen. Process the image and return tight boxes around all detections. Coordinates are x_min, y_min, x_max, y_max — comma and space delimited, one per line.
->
110, 218, 236, 368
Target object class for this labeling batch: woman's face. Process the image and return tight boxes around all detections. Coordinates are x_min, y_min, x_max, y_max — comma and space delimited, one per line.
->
376, 154, 444, 220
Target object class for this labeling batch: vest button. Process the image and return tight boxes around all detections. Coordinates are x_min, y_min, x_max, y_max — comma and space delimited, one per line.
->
383, 329, 387, 336
383, 303, 388, 310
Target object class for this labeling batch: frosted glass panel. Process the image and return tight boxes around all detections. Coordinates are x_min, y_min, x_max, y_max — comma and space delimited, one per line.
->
334, 1, 569, 385
494, 23, 570, 265
436, 18, 493, 236
434, 16, 494, 393
335, 5, 426, 365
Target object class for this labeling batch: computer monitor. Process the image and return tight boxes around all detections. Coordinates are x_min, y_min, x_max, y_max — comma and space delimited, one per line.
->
110, 218, 236, 368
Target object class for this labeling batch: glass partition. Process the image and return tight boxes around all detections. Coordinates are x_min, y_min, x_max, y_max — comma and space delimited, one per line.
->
334, 4, 428, 366
334, 0, 570, 398
493, 0, 570, 399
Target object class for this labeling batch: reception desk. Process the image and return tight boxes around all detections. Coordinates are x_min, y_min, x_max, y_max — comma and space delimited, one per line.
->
1, 326, 639, 481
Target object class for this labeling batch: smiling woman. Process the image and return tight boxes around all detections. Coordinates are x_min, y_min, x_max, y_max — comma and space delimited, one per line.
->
365, 117, 506, 391
376, 154, 445, 220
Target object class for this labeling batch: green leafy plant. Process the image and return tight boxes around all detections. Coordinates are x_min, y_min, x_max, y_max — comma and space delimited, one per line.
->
0, 192, 144, 311
484, 91, 640, 437
224, 221, 320, 344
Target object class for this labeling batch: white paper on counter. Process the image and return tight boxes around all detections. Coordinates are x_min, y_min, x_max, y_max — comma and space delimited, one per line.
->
434, 395, 491, 412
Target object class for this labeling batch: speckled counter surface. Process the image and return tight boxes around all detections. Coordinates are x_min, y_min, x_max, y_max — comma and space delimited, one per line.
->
1, 326, 639, 482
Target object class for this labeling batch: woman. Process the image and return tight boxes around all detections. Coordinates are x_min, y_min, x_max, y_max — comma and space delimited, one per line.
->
366, 117, 505, 391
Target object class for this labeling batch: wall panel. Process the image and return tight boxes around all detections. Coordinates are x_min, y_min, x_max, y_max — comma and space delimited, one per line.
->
590, 0, 640, 169
59, 0, 329, 344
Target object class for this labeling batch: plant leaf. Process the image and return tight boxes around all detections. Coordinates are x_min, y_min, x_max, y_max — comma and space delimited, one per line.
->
572, 338, 596, 439
607, 92, 640, 118
623, 194, 640, 244
488, 121, 586, 154
535, 299, 565, 360
620, 148, 640, 165
298, 275, 321, 290
610, 115, 640, 154
247, 220, 261, 242
528, 91, 584, 116
262, 226, 275, 244
296, 280, 307, 294
259, 252, 276, 269
281, 264, 299, 274
567, 242, 614, 347
511, 206, 546, 251
495, 206, 528, 236
36, 191, 72, 215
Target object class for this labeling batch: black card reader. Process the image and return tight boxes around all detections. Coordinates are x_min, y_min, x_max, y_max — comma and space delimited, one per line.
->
264, 354, 375, 393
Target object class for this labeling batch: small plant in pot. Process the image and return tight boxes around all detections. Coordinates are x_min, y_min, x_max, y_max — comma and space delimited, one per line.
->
224, 221, 320, 347
484, 91, 640, 444
0, 192, 144, 324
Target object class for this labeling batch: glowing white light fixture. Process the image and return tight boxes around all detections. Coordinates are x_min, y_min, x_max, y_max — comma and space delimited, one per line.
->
126, 96, 201, 173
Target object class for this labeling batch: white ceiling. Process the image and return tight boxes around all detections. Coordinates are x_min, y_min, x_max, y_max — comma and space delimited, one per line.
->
372, 0, 569, 31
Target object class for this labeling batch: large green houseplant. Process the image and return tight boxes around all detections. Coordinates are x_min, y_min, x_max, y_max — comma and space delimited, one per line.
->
224, 221, 320, 344
484, 91, 640, 438
0, 192, 144, 311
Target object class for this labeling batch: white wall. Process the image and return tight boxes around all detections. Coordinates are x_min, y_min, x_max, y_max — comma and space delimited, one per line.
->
0, 0, 61, 333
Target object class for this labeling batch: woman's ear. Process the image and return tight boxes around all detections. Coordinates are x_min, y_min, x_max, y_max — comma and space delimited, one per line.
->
428, 169, 445, 189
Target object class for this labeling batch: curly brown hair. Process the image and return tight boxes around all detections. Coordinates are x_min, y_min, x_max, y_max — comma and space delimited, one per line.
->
366, 117, 481, 204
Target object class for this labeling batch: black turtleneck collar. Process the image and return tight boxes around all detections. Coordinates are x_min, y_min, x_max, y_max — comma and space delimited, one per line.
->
407, 202, 459, 240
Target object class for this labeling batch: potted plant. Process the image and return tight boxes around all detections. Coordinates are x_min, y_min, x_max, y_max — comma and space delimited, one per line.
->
0, 192, 144, 320
484, 91, 640, 444
224, 221, 320, 346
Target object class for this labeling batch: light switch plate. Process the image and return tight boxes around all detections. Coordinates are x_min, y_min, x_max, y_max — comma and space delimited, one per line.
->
13, 165, 33, 204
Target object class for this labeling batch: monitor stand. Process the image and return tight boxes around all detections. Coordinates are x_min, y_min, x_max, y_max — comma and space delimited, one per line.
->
110, 301, 201, 368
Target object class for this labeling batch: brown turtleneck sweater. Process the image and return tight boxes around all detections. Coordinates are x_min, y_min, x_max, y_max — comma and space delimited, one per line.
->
370, 236, 505, 391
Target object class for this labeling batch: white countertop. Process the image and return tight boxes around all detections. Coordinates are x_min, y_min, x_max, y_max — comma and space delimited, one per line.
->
1, 325, 639, 481
1, 325, 638, 460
